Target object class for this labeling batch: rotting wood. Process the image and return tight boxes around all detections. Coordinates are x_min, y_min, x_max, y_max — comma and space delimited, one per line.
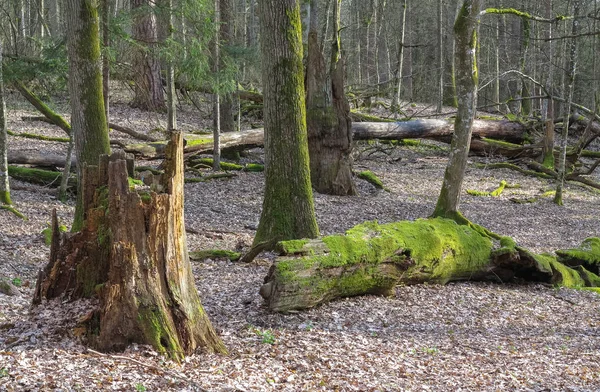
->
261, 218, 600, 312
124, 120, 529, 159
32, 132, 226, 359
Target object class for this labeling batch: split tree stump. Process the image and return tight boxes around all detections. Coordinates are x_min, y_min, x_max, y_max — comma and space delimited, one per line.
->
33, 132, 225, 359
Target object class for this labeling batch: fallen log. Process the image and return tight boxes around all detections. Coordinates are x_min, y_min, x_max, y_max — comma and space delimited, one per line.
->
124, 120, 529, 158
8, 151, 76, 169
352, 119, 527, 144
259, 218, 600, 312
8, 165, 76, 187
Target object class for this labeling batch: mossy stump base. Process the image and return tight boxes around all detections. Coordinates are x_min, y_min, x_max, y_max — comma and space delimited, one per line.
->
32, 132, 225, 359
261, 218, 600, 312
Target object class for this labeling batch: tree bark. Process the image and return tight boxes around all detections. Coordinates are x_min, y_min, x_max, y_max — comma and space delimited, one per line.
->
306, 0, 356, 196
130, 0, 165, 111
554, 1, 580, 206
260, 218, 600, 312
65, 0, 111, 231
0, 40, 10, 205
433, 0, 482, 219
254, 0, 319, 245
33, 133, 226, 360
219, 0, 235, 133
390, 0, 407, 115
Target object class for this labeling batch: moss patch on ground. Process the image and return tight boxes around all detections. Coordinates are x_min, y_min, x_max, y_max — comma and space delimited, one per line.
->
189, 249, 241, 262
357, 170, 389, 192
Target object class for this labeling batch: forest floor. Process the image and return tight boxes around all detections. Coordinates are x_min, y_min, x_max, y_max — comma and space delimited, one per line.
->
1, 91, 600, 391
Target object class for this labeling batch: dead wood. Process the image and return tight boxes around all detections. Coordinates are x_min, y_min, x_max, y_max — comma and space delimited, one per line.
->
260, 218, 600, 312
32, 132, 226, 359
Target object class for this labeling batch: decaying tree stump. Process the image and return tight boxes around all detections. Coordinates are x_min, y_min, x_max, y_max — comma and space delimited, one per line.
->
260, 218, 600, 312
33, 132, 226, 359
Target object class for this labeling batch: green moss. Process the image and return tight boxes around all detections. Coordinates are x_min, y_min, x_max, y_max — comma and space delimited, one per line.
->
244, 163, 264, 172
483, 7, 532, 19
193, 158, 243, 171
0, 204, 26, 220
357, 170, 389, 191
7, 130, 70, 143
0, 190, 12, 205
469, 180, 508, 197
556, 238, 600, 273
189, 249, 241, 261
577, 267, 600, 287
549, 259, 585, 288
138, 306, 183, 361
185, 137, 212, 147
128, 177, 144, 188
276, 239, 310, 255
275, 218, 494, 293
8, 166, 69, 187
139, 191, 152, 203
41, 223, 68, 245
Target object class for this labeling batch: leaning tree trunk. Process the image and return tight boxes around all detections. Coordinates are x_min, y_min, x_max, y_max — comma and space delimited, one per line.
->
253, 0, 319, 245
306, 0, 356, 196
433, 0, 481, 219
33, 132, 226, 360
0, 40, 10, 205
130, 0, 165, 111
65, 0, 111, 231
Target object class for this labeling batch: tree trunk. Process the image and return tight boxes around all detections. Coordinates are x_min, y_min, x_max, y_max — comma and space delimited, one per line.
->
390, 0, 407, 115
65, 0, 111, 231
433, 0, 481, 219
219, 0, 235, 133
33, 133, 226, 360
254, 0, 319, 245
436, 0, 443, 113
540, 0, 555, 168
554, 1, 579, 206
130, 0, 165, 111
0, 40, 10, 205
306, 0, 357, 196
260, 218, 600, 312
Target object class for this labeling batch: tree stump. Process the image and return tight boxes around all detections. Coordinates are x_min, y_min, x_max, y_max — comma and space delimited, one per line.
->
33, 132, 225, 359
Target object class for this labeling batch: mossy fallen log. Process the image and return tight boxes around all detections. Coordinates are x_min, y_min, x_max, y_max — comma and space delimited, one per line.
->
189, 249, 241, 262
260, 218, 600, 312
8, 166, 76, 187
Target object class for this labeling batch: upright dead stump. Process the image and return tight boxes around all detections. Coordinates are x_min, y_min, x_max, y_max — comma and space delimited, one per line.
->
33, 132, 226, 359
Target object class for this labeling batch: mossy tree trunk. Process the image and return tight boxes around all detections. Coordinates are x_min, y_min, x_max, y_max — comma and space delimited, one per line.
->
33, 132, 226, 360
261, 218, 600, 312
0, 40, 11, 205
306, 0, 356, 196
433, 0, 481, 219
65, 0, 111, 231
253, 0, 319, 245
131, 0, 165, 111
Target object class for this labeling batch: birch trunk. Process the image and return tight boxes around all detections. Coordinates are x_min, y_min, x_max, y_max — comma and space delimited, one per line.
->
0, 41, 10, 205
